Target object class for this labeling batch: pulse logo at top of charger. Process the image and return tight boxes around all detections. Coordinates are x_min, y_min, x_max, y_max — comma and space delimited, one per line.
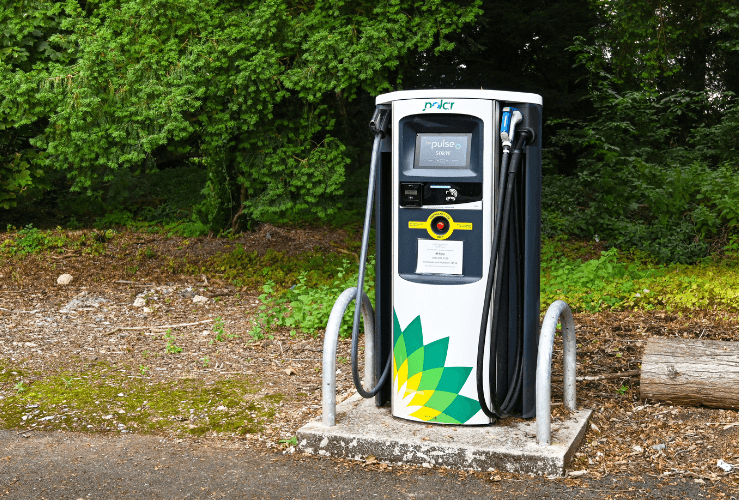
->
423, 100, 455, 111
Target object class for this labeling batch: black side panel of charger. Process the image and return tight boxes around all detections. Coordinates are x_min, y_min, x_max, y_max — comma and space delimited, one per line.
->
375, 131, 393, 406
519, 103, 542, 419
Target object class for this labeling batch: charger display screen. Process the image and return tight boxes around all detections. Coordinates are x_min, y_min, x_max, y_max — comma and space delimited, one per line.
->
415, 133, 472, 169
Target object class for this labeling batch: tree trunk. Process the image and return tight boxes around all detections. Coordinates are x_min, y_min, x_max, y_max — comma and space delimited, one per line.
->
640, 337, 739, 410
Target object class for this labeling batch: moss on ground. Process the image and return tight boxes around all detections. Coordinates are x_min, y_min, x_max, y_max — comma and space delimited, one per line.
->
0, 361, 282, 437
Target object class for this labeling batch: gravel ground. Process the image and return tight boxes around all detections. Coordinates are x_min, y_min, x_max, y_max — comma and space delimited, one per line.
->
1, 429, 735, 499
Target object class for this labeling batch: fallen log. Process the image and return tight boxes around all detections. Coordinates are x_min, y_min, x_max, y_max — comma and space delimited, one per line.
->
640, 337, 739, 409
552, 369, 640, 382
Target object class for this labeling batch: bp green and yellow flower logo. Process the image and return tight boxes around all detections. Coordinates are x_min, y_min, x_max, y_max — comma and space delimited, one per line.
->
393, 311, 479, 424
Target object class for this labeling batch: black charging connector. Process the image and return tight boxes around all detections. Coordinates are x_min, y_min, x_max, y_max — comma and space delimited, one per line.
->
369, 105, 391, 138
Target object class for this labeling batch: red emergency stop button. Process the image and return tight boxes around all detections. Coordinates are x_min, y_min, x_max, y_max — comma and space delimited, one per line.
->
431, 215, 450, 236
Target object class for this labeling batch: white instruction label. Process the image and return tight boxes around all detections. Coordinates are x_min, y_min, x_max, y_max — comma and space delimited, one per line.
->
416, 239, 464, 275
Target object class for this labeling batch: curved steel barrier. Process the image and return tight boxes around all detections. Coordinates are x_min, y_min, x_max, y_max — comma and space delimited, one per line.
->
536, 300, 577, 445
322, 287, 375, 426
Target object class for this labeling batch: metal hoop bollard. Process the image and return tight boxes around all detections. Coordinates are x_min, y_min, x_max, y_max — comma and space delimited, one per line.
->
322, 287, 375, 426
536, 300, 577, 445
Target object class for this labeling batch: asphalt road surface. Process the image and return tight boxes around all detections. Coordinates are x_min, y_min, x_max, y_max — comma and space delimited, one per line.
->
0, 429, 733, 499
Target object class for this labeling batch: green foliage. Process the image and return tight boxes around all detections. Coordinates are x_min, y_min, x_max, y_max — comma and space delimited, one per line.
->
94, 211, 135, 230
541, 2, 739, 263
240, 237, 739, 333
91, 164, 210, 236
544, 79, 739, 263
1, 225, 113, 256
278, 435, 298, 447
0, 0, 69, 209
541, 237, 739, 312
164, 330, 183, 354
251, 256, 374, 338
587, 0, 739, 94
2, 224, 65, 256
0, 147, 44, 209
208, 246, 355, 291
1, 0, 481, 227
211, 316, 235, 342
542, 239, 664, 311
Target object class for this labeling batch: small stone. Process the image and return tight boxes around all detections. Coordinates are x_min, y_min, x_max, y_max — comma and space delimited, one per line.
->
632, 445, 643, 453
143, 307, 152, 313
117, 393, 124, 397
57, 274, 73, 285
652, 443, 666, 451
568, 470, 588, 477
133, 297, 146, 307
216, 405, 227, 411
717, 459, 734, 472
192, 295, 209, 304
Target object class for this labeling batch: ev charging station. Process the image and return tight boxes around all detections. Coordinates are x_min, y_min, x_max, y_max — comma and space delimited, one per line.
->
298, 89, 589, 475
363, 90, 542, 424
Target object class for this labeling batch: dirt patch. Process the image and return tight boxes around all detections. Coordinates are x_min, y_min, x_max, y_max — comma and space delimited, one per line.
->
0, 225, 360, 448
1, 227, 738, 490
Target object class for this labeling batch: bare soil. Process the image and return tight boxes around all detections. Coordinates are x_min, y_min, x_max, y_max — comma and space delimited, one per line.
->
1, 225, 738, 494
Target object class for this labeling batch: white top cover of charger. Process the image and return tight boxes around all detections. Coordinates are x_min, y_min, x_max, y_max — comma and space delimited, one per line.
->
376, 89, 542, 106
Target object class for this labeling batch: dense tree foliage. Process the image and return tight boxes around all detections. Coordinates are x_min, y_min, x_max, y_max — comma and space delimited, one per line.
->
541, 0, 739, 262
2, 0, 739, 262
1, 0, 480, 225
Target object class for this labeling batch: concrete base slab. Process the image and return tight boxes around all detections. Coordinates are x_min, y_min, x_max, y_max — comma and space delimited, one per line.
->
297, 394, 592, 476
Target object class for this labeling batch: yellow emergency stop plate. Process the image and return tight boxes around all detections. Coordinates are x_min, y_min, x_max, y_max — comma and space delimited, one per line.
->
408, 211, 473, 240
